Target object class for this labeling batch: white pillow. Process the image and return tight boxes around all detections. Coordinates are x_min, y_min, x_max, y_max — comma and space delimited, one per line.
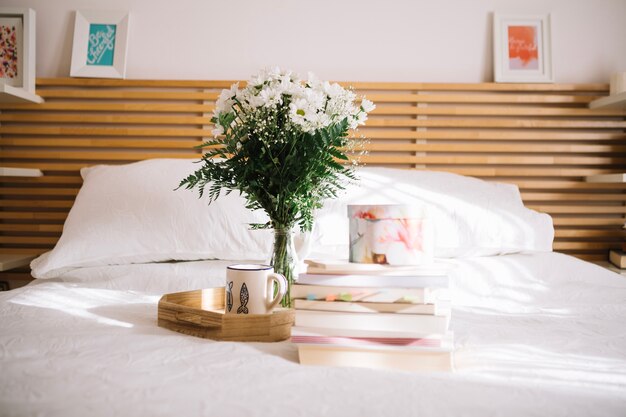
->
310, 167, 554, 258
31, 159, 277, 279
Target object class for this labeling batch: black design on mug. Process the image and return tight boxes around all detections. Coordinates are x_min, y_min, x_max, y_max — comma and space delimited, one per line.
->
237, 283, 249, 314
226, 281, 234, 312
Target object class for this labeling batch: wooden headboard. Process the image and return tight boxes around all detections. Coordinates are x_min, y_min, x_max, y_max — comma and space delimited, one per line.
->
1, 78, 625, 283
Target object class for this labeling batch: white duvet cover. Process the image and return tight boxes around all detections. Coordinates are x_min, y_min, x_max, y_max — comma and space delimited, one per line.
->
1, 252, 625, 417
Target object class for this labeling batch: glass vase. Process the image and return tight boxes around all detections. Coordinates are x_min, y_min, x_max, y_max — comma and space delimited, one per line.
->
270, 226, 297, 308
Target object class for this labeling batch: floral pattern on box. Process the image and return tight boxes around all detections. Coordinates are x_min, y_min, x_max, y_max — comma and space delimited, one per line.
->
348, 204, 434, 265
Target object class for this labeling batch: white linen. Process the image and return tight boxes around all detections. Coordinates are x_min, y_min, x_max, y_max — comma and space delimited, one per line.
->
30, 159, 277, 279
31, 162, 554, 280
2, 252, 625, 416
314, 167, 554, 258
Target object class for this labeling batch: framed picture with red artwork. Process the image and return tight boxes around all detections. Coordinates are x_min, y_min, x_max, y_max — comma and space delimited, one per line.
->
493, 13, 553, 83
0, 8, 36, 94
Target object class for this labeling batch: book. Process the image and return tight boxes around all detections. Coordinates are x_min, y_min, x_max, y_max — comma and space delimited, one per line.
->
291, 325, 450, 339
609, 249, 626, 269
305, 259, 453, 275
297, 272, 449, 288
291, 328, 454, 349
291, 284, 447, 304
294, 299, 443, 315
294, 309, 451, 334
297, 344, 453, 372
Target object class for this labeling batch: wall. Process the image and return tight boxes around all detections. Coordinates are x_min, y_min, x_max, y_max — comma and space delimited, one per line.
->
2, 0, 626, 82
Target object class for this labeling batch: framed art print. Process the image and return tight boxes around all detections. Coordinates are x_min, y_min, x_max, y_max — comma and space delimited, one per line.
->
0, 8, 36, 93
493, 13, 553, 83
70, 10, 130, 78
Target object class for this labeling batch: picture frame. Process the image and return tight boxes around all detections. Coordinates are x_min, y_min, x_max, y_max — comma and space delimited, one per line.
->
493, 13, 553, 83
70, 10, 130, 79
0, 7, 36, 93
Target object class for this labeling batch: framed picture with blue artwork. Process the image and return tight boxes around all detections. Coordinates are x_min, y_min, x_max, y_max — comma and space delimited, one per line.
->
70, 10, 130, 78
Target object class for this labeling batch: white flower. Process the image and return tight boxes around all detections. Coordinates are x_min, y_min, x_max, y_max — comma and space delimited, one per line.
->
214, 82, 239, 116
212, 124, 225, 137
259, 86, 284, 107
361, 98, 376, 113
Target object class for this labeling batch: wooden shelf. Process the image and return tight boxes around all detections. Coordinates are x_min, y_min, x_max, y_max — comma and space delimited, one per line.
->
0, 167, 43, 177
0, 254, 35, 271
588, 92, 626, 110
0, 84, 43, 104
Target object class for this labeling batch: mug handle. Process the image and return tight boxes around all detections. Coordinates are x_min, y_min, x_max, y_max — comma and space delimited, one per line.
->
266, 273, 288, 311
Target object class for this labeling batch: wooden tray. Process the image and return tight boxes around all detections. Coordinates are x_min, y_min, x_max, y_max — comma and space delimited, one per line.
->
157, 287, 295, 342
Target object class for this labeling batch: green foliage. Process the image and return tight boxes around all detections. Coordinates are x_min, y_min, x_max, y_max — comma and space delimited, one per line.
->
178, 115, 358, 232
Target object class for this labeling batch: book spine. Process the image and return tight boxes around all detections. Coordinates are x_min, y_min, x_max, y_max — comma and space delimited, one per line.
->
293, 299, 438, 315
292, 325, 453, 339
297, 345, 453, 371
294, 310, 450, 333
297, 273, 449, 288
291, 284, 431, 303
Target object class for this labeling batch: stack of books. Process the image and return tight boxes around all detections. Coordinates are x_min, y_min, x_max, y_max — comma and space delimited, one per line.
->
291, 259, 454, 372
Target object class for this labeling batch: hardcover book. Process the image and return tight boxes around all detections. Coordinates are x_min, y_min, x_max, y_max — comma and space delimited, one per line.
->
297, 344, 453, 372
293, 299, 442, 315
297, 272, 449, 288
291, 325, 452, 339
291, 284, 447, 304
304, 259, 453, 275
294, 309, 451, 334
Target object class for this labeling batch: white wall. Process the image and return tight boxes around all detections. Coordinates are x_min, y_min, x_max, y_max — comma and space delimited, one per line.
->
2, 0, 625, 82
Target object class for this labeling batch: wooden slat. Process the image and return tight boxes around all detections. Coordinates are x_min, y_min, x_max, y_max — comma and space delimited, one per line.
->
0, 248, 46, 255
528, 206, 626, 214
552, 218, 626, 226
0, 224, 63, 232
0, 236, 60, 244
554, 242, 622, 250
0, 212, 69, 220
0, 138, 200, 149
363, 93, 600, 104
357, 155, 625, 165
361, 143, 626, 154
0, 102, 214, 112
0, 114, 211, 125
2, 150, 198, 161
344, 82, 608, 92
0, 175, 82, 184
356, 130, 626, 141
36, 78, 238, 88
37, 89, 219, 100
0, 200, 75, 208
0, 126, 209, 137
371, 106, 626, 117
555, 229, 626, 238
364, 119, 626, 129
513, 181, 626, 189
0, 187, 79, 196
521, 193, 626, 201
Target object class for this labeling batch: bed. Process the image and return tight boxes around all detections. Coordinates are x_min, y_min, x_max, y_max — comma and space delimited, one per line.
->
1, 159, 625, 416
2, 253, 625, 416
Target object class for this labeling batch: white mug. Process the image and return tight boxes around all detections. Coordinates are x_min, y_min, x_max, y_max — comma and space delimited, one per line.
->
225, 264, 288, 315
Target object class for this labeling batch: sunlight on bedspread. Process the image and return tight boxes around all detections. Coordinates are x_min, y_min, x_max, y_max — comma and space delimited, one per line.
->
8, 285, 160, 328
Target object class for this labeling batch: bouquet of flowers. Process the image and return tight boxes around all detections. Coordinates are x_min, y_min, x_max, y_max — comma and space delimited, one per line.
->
179, 67, 374, 306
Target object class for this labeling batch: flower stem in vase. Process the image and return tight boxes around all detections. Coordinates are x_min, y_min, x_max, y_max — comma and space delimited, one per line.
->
270, 226, 297, 308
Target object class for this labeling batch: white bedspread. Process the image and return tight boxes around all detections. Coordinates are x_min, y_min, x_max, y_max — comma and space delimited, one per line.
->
1, 252, 625, 417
